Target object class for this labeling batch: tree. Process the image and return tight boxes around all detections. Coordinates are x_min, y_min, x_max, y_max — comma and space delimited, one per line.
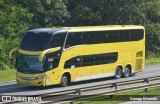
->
16, 0, 69, 27
0, 0, 33, 69
66, 0, 160, 53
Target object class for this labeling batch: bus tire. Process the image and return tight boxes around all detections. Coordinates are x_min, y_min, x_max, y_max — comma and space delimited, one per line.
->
115, 66, 122, 79
123, 65, 131, 78
60, 74, 70, 87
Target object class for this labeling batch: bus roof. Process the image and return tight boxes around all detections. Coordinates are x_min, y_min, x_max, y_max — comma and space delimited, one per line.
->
66, 25, 144, 32
28, 28, 66, 33
28, 25, 144, 33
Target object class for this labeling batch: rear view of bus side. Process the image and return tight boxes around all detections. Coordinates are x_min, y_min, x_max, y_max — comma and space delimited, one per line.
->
9, 25, 145, 87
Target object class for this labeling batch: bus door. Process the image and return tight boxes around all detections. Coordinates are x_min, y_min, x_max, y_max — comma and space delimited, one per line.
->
76, 55, 106, 80
73, 56, 92, 81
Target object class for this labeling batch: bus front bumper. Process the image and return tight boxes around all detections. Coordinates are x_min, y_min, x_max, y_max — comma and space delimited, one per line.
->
16, 74, 46, 86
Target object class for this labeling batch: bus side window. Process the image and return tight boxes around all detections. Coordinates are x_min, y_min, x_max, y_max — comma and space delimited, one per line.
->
131, 30, 144, 41
95, 31, 108, 43
98, 53, 118, 64
65, 33, 82, 48
50, 33, 66, 48
108, 31, 120, 42
92, 56, 100, 65
47, 57, 60, 70
106, 53, 118, 63
120, 30, 132, 42
81, 57, 87, 66
64, 57, 81, 68
99, 55, 107, 64
79, 56, 101, 67
82, 32, 95, 44
81, 57, 94, 66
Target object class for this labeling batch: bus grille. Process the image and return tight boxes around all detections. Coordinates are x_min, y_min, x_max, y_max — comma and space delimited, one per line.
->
135, 59, 143, 71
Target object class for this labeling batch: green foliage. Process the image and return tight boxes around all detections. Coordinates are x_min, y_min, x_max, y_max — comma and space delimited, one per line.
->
0, 0, 33, 70
0, 69, 16, 82
19, 0, 69, 27
69, 4, 101, 26
0, 36, 21, 69
0, 0, 160, 70
66, 0, 160, 53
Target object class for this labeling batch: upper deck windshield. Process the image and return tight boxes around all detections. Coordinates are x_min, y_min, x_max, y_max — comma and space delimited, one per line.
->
20, 32, 52, 51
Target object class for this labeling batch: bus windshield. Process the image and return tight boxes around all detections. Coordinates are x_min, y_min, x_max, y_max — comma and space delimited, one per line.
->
17, 54, 46, 74
20, 32, 52, 51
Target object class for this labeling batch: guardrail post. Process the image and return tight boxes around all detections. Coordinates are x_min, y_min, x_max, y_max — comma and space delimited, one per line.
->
110, 95, 113, 98
144, 78, 149, 92
112, 83, 118, 89
76, 89, 81, 95
144, 88, 148, 92
110, 83, 118, 98
70, 101, 73, 104
144, 78, 149, 84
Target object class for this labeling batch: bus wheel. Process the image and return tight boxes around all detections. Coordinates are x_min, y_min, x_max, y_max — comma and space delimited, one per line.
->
123, 66, 131, 78
115, 66, 122, 79
61, 74, 69, 87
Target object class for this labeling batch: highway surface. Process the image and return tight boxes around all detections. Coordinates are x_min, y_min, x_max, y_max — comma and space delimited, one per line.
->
0, 64, 160, 96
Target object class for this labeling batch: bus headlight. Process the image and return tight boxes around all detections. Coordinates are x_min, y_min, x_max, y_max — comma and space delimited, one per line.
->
37, 75, 46, 79
16, 74, 47, 80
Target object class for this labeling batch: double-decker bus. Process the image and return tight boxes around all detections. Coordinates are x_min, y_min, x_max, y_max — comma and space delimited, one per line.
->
9, 25, 145, 87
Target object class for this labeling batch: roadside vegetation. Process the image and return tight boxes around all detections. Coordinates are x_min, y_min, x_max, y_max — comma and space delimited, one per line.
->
75, 86, 160, 104
145, 53, 160, 65
145, 58, 160, 65
0, 69, 16, 82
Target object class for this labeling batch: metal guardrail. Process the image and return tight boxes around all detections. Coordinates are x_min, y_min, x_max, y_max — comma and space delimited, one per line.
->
1, 76, 160, 104
39, 76, 160, 96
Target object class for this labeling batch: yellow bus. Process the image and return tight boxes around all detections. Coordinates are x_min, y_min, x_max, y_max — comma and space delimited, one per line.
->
9, 25, 145, 87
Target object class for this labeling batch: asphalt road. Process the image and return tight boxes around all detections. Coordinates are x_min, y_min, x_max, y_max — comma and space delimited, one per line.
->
0, 64, 160, 96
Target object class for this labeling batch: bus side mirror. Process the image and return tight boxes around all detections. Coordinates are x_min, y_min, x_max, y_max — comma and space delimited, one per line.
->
9, 47, 19, 59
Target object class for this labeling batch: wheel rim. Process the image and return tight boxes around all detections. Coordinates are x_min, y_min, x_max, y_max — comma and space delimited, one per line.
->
116, 68, 121, 78
125, 67, 130, 77
62, 76, 68, 86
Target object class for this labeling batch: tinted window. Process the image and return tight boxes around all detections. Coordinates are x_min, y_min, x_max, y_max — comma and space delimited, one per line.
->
65, 32, 95, 48
119, 29, 144, 42
64, 52, 118, 69
81, 57, 98, 66
131, 30, 144, 41
64, 57, 81, 68
82, 32, 95, 44
95, 29, 144, 43
45, 49, 62, 71
120, 30, 132, 41
95, 31, 108, 43
65, 29, 144, 48
50, 32, 66, 48
20, 32, 52, 51
105, 53, 118, 63
108, 31, 120, 42
65, 33, 82, 48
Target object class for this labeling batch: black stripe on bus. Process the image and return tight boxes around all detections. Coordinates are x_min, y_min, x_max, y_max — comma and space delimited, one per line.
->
64, 52, 118, 69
